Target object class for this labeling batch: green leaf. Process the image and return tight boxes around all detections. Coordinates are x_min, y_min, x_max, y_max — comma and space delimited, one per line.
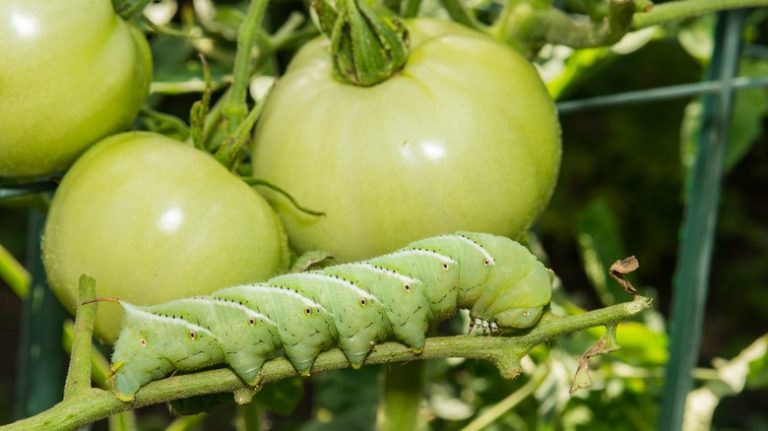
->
138, 108, 190, 142
290, 250, 334, 273
680, 58, 768, 183
677, 15, 715, 63
540, 46, 613, 100
300, 368, 380, 430
576, 198, 636, 306
724, 60, 768, 170
746, 334, 768, 389
254, 377, 304, 416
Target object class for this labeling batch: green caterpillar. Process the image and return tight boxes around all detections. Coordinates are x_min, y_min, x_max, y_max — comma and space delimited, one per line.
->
109, 232, 553, 401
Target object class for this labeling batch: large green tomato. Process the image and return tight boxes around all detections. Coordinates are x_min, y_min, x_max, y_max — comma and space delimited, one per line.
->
252, 19, 561, 262
43, 132, 289, 341
0, 0, 151, 177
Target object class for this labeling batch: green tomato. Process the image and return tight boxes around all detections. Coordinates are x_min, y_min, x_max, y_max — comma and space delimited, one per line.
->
252, 18, 561, 262
0, 0, 151, 177
43, 132, 289, 341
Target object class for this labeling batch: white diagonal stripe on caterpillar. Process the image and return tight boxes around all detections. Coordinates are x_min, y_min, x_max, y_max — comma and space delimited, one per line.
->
381, 248, 457, 265
289, 272, 380, 302
120, 302, 215, 338
338, 262, 420, 286
175, 297, 277, 327
453, 234, 496, 265
236, 283, 328, 313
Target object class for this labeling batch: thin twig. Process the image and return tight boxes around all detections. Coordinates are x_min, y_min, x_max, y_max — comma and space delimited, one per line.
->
63, 276, 98, 399
632, 0, 768, 29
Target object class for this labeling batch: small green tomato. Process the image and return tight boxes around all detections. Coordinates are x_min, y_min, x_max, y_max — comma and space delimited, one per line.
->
43, 132, 289, 341
0, 0, 152, 177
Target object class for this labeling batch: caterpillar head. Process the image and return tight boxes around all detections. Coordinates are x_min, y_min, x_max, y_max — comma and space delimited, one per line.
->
485, 264, 553, 329
110, 302, 222, 401
461, 232, 553, 330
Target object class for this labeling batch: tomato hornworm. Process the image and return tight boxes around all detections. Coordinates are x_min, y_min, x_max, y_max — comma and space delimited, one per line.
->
109, 232, 553, 401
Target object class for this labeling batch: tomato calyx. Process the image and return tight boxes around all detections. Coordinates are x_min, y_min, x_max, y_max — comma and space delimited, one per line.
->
313, 0, 409, 87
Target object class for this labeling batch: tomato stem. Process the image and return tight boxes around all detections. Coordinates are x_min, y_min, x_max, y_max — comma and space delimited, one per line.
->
632, 0, 768, 29
316, 0, 410, 86
112, 0, 152, 20
216, 100, 265, 170
190, 54, 213, 150
244, 178, 326, 217
402, 0, 423, 18
378, 361, 426, 431
224, 0, 269, 136
63, 276, 98, 400
439, 0, 484, 31
492, 0, 768, 53
494, 0, 635, 54
139, 107, 191, 141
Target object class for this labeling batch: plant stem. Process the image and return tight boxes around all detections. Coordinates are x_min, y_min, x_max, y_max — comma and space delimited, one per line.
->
378, 361, 427, 431
460, 367, 548, 431
237, 402, 261, 431
224, 0, 269, 136
439, 0, 483, 30
215, 98, 267, 170
632, 0, 768, 29
112, 0, 152, 20
402, 0, 423, 18
62, 321, 111, 390
63, 276, 97, 399
243, 178, 325, 216
501, 0, 634, 50
499, 0, 767, 51
0, 244, 30, 299
0, 297, 651, 431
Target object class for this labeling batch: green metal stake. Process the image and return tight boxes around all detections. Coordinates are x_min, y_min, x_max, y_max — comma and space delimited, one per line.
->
658, 10, 745, 431
13, 210, 67, 419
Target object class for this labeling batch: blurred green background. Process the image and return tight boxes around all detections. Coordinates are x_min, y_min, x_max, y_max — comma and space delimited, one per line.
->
1, 1, 767, 430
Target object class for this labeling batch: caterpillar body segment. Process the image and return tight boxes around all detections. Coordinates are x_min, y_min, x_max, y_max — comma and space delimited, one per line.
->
267, 272, 390, 368
110, 232, 553, 401
324, 262, 430, 352
369, 249, 460, 322
214, 284, 337, 376
408, 233, 497, 308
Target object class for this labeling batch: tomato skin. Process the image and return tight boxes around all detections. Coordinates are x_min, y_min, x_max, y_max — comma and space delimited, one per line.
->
0, 0, 151, 177
252, 19, 561, 262
43, 132, 289, 341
